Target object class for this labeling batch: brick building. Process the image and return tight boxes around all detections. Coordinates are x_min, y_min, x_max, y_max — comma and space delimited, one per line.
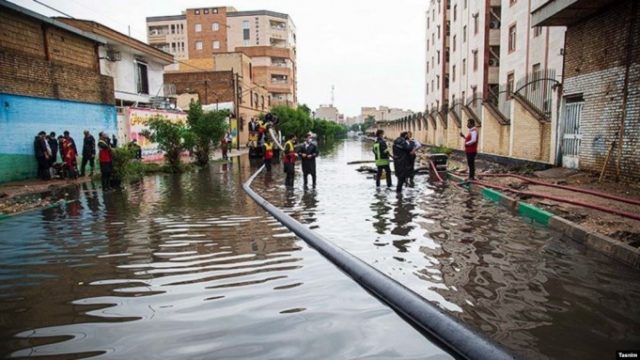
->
164, 52, 270, 146
532, 0, 640, 180
0, 0, 117, 183
147, 7, 297, 107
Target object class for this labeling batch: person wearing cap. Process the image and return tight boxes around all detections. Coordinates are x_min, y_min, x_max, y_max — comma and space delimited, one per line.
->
298, 133, 319, 188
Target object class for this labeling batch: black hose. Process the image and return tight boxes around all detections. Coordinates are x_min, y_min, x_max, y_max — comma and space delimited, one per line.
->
242, 165, 514, 360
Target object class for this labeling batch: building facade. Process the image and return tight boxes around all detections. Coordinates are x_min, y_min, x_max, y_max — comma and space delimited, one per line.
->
146, 7, 297, 107
425, 0, 450, 114
533, 0, 639, 180
0, 0, 117, 183
314, 105, 340, 122
146, 15, 188, 60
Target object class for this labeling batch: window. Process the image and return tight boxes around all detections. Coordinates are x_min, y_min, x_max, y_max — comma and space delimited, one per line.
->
432, 33, 435, 45
212, 22, 220, 31
213, 40, 220, 49
510, 0, 517, 5
213, 8, 218, 14
437, 75, 440, 89
507, 72, 515, 98
195, 41, 203, 50
532, 63, 541, 90
464, 0, 467, 9
534, 26, 543, 37
432, 9, 435, 21
453, 5, 457, 21
135, 61, 149, 95
261, 96, 265, 110
463, 26, 467, 42
427, 61, 429, 72
171, 24, 175, 34
508, 24, 517, 52
453, 35, 456, 51
195, 23, 202, 32
203, 8, 209, 14
473, 14, 479, 34
438, 25, 441, 39
437, 50, 440, 64
473, 50, 478, 70
242, 20, 250, 29
194, 9, 200, 15
427, 18, 430, 29
452, 65, 456, 82
462, 58, 466, 75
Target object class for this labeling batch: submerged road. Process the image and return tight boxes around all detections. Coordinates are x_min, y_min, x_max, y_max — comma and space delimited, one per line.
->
0, 139, 638, 359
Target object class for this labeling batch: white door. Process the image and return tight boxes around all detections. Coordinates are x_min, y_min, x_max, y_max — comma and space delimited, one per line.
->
561, 101, 583, 169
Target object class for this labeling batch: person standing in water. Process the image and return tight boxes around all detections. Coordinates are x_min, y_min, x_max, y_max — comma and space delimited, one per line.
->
459, 119, 478, 180
373, 129, 392, 188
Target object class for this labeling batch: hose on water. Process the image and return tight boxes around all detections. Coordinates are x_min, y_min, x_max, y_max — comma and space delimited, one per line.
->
473, 179, 640, 222
429, 160, 445, 183
242, 165, 514, 360
479, 173, 640, 207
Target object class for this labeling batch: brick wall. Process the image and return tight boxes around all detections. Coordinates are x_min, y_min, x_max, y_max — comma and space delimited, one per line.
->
562, 0, 640, 180
511, 99, 545, 160
481, 106, 509, 156
446, 113, 462, 149
164, 70, 235, 105
435, 113, 447, 146
0, 7, 114, 105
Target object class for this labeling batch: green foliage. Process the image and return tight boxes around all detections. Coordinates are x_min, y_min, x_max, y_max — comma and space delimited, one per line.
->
186, 100, 229, 166
430, 145, 454, 155
361, 115, 377, 131
141, 115, 188, 172
111, 146, 138, 182
270, 104, 348, 141
349, 123, 361, 132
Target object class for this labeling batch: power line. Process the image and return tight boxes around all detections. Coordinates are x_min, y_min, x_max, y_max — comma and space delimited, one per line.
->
32, 0, 73, 18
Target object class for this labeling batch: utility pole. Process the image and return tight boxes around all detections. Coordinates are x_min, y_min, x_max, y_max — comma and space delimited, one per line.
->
234, 72, 241, 150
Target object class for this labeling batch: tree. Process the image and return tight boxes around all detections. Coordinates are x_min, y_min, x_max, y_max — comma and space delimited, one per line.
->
186, 100, 228, 166
362, 115, 376, 131
141, 115, 188, 172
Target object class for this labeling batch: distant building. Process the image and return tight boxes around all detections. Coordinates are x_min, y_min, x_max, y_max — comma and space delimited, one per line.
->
361, 106, 414, 122
533, 0, 640, 180
147, 7, 297, 106
315, 105, 339, 122
0, 0, 116, 183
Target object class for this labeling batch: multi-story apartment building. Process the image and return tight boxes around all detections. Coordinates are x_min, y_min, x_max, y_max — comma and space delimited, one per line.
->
314, 105, 339, 122
425, 0, 450, 114
227, 10, 297, 106
498, 0, 565, 121
146, 15, 188, 60
362, 106, 414, 122
146, 8, 297, 107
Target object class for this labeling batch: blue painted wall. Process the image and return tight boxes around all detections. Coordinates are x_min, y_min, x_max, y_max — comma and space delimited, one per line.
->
0, 93, 117, 183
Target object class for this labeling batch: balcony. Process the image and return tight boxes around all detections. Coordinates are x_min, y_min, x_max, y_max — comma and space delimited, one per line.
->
270, 38, 287, 48
270, 20, 287, 31
488, 66, 499, 84
148, 33, 168, 43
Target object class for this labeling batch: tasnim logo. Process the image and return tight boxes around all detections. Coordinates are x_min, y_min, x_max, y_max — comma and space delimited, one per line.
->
618, 351, 639, 359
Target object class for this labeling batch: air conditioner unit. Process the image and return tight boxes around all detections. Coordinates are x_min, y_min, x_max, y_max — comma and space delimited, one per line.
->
488, 58, 499, 66
105, 49, 122, 62
489, 21, 500, 29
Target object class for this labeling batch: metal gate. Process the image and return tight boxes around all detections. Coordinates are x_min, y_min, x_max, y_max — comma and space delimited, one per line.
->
561, 100, 583, 169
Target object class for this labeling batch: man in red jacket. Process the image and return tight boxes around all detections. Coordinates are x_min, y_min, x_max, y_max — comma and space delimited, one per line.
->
460, 119, 478, 180
98, 132, 113, 190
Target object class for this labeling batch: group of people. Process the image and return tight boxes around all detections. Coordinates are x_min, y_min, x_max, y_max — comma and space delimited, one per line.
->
33, 130, 101, 180
373, 119, 478, 192
280, 132, 318, 188
32, 130, 130, 191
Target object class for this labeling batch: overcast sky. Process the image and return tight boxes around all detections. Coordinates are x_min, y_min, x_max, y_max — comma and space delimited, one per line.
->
13, 0, 427, 116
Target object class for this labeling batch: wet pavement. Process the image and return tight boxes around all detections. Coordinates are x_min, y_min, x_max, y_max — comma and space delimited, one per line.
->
251, 140, 640, 360
0, 160, 450, 359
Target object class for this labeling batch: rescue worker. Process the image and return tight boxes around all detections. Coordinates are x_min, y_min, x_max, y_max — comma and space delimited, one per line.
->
98, 132, 113, 190
459, 119, 478, 180
263, 137, 274, 172
298, 133, 318, 188
283, 134, 297, 187
373, 129, 392, 188
392, 131, 416, 193
80, 130, 96, 177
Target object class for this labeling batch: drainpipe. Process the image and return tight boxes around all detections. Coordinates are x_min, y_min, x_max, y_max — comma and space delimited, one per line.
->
555, 31, 568, 166
615, 1, 637, 180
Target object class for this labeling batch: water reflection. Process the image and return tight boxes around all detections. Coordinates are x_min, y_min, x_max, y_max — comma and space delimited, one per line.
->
252, 139, 640, 360
0, 161, 446, 359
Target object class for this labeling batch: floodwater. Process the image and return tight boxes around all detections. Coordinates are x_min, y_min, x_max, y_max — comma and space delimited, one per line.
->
0, 159, 451, 359
251, 139, 640, 360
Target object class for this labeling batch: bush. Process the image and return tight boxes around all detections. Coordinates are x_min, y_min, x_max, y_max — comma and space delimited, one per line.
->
430, 145, 454, 155
141, 115, 189, 172
186, 100, 228, 167
111, 146, 138, 182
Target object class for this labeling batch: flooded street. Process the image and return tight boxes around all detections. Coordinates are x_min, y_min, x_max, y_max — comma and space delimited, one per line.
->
252, 140, 640, 360
0, 159, 449, 359
1, 139, 639, 359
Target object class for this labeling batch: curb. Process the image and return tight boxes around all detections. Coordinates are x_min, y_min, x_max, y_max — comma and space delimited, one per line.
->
447, 173, 640, 270
0, 199, 76, 222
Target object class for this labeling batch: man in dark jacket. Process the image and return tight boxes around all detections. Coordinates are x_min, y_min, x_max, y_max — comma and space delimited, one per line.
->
98, 132, 113, 190
392, 131, 415, 193
47, 132, 58, 165
34, 131, 50, 180
298, 133, 319, 188
80, 130, 96, 177
373, 129, 392, 188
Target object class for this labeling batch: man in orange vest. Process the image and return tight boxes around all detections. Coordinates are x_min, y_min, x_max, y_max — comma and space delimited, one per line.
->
460, 119, 479, 180
283, 134, 297, 187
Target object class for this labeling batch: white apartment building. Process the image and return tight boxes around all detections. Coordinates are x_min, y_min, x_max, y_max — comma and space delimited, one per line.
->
226, 10, 296, 50
362, 106, 414, 122
146, 15, 188, 60
425, 0, 450, 113
498, 0, 565, 119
